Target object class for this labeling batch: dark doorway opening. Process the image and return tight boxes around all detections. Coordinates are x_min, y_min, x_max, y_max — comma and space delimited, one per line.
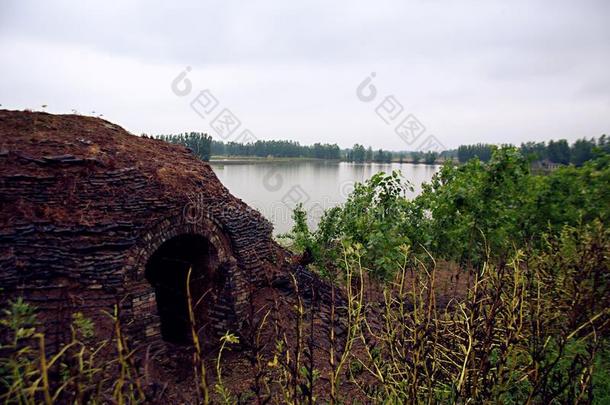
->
145, 234, 217, 344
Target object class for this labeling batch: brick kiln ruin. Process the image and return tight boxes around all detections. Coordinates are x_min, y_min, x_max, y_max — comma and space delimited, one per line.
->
0, 110, 303, 349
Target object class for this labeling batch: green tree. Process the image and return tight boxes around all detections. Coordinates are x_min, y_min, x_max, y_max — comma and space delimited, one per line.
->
366, 146, 374, 162
423, 151, 438, 164
547, 139, 570, 164
570, 138, 595, 166
457, 143, 494, 163
157, 132, 212, 161
351, 144, 366, 163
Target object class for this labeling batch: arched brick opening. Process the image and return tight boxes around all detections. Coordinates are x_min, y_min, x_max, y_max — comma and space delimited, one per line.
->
144, 234, 224, 344
126, 215, 244, 346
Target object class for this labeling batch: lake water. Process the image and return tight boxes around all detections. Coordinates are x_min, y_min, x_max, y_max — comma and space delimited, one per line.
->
210, 161, 440, 235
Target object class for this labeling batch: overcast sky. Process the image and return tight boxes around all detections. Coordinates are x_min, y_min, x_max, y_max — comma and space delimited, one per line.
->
1, 0, 608, 150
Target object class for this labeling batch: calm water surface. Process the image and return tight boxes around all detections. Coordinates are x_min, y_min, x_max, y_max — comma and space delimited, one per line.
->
211, 161, 440, 234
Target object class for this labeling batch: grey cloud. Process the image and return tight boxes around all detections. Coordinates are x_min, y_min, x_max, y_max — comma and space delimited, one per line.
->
0, 0, 608, 149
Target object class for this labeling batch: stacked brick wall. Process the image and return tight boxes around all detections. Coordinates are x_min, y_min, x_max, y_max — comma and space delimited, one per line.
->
0, 110, 285, 349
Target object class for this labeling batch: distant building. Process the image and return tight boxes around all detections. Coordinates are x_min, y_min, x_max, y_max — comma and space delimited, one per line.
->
531, 159, 562, 172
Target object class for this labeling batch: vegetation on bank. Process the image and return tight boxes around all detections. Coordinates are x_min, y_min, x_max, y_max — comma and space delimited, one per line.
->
283, 146, 609, 278
155, 134, 342, 162
280, 145, 610, 401
457, 135, 610, 165
2, 146, 609, 403
211, 139, 342, 161
156, 132, 213, 161
344, 144, 441, 164
156, 132, 608, 168
209, 156, 337, 164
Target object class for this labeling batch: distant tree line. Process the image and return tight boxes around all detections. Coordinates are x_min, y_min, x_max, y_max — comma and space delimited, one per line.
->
457, 136, 609, 166
345, 145, 393, 163
156, 132, 212, 161
155, 134, 341, 161
155, 132, 609, 167
154, 134, 443, 164
344, 144, 440, 164
211, 139, 341, 159
410, 151, 440, 165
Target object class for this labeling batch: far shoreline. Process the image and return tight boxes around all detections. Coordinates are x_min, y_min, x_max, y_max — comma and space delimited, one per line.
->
208, 156, 447, 165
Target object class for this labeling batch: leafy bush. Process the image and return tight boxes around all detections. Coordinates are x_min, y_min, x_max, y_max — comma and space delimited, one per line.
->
286, 147, 610, 279
284, 171, 412, 280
